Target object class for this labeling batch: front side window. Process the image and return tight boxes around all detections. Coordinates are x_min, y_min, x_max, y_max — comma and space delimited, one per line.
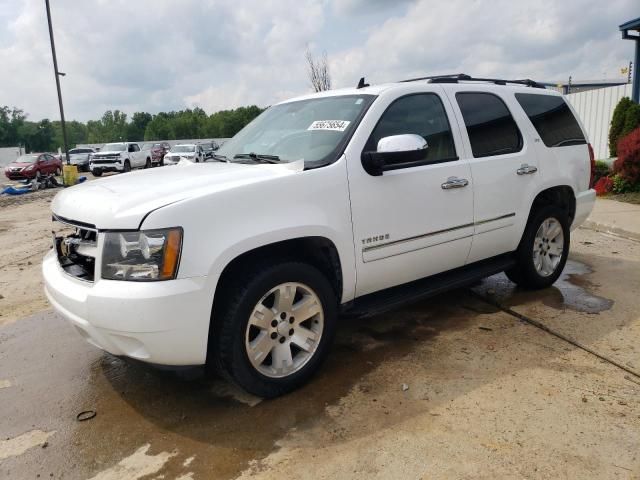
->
217, 94, 375, 167
456, 92, 522, 158
364, 93, 457, 165
515, 93, 586, 147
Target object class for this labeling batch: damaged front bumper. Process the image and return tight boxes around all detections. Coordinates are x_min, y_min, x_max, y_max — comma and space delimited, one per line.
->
43, 226, 217, 366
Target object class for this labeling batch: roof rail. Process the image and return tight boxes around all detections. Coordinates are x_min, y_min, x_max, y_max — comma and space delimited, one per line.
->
400, 73, 546, 89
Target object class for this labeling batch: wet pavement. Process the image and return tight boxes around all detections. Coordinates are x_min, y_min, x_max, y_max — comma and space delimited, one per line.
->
1, 227, 639, 479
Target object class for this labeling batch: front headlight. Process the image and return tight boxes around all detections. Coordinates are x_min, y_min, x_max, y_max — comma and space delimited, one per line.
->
102, 228, 182, 281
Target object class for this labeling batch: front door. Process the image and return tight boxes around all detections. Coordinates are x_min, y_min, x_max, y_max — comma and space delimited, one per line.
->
345, 87, 474, 297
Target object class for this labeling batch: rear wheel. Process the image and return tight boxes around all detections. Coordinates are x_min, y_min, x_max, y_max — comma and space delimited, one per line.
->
144, 158, 151, 169
210, 261, 337, 398
505, 205, 570, 289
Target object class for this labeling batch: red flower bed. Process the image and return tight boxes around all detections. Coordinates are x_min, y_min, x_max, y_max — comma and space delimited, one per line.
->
614, 127, 640, 186
594, 176, 613, 195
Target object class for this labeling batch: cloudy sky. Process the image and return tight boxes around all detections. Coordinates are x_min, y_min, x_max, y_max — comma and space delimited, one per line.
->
1, 0, 637, 121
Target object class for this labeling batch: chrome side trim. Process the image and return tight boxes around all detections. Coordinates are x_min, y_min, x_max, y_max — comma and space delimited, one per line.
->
364, 234, 473, 262
363, 222, 474, 252
474, 212, 516, 226
362, 212, 516, 253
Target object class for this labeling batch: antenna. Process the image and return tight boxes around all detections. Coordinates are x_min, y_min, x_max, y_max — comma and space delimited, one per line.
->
356, 77, 369, 89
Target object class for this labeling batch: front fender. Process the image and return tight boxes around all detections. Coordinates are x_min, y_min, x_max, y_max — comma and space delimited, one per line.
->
141, 159, 357, 303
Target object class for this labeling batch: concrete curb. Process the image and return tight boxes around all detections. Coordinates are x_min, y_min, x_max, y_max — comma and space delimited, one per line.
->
582, 220, 640, 242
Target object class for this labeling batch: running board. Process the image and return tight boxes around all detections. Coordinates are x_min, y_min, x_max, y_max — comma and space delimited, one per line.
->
341, 254, 516, 318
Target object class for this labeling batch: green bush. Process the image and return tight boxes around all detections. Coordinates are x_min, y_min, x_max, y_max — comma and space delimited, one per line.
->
621, 103, 640, 138
611, 173, 640, 194
593, 160, 610, 182
609, 97, 633, 157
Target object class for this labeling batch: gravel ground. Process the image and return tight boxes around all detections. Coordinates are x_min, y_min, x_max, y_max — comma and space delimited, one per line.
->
0, 195, 638, 479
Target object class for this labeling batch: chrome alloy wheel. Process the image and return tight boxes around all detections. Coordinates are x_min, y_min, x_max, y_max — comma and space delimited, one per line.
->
245, 282, 324, 378
533, 217, 564, 277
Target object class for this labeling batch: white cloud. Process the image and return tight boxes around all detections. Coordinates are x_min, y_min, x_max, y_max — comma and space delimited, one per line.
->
0, 0, 637, 121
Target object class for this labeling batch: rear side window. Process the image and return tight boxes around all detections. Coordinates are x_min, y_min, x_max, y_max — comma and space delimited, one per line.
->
456, 92, 522, 158
364, 93, 457, 165
515, 93, 586, 147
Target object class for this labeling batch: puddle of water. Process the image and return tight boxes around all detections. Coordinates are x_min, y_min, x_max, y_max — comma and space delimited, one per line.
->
473, 260, 614, 314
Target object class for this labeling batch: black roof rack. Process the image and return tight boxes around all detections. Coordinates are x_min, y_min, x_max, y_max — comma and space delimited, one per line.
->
399, 73, 546, 89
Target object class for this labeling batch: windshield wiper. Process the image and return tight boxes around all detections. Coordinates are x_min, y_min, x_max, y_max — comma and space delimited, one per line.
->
233, 153, 281, 164
210, 153, 230, 163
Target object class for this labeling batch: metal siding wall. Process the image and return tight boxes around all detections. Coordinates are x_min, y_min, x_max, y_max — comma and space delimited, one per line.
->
566, 84, 633, 159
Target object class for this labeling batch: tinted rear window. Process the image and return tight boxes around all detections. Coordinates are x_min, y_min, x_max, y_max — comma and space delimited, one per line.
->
456, 92, 522, 158
515, 93, 586, 147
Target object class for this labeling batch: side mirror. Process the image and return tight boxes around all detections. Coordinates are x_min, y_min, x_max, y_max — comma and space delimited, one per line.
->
361, 134, 428, 176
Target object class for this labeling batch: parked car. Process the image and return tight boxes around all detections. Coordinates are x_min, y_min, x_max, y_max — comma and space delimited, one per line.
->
89, 142, 152, 176
66, 147, 95, 172
199, 141, 219, 160
4, 153, 62, 180
163, 144, 205, 164
145, 142, 171, 166
44, 74, 596, 398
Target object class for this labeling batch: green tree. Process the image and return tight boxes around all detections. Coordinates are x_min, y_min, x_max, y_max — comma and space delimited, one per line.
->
621, 103, 640, 138
18, 119, 55, 152
0, 106, 26, 147
609, 97, 633, 157
52, 120, 88, 150
127, 112, 152, 141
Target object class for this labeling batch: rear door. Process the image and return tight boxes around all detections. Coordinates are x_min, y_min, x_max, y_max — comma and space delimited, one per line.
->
345, 86, 474, 297
446, 87, 540, 263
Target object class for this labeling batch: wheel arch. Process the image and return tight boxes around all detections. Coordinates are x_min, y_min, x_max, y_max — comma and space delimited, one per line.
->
526, 185, 576, 226
213, 236, 344, 307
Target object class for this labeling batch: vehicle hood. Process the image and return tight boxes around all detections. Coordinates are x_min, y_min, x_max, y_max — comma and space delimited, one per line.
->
5, 162, 33, 169
92, 150, 123, 157
51, 161, 304, 229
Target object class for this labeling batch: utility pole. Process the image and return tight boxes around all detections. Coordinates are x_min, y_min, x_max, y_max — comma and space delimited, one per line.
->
45, 0, 70, 165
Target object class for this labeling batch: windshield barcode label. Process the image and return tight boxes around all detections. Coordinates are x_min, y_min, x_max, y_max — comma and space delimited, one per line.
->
307, 120, 351, 132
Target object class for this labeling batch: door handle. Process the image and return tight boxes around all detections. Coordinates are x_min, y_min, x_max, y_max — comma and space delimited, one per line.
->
517, 164, 538, 175
441, 177, 469, 189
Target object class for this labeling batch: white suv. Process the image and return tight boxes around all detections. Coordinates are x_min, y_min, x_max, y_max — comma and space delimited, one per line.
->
43, 74, 596, 397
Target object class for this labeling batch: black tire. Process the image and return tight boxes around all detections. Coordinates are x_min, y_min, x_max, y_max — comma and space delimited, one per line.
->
92, 169, 103, 177
123, 160, 131, 173
209, 261, 337, 398
505, 205, 570, 289
144, 158, 151, 169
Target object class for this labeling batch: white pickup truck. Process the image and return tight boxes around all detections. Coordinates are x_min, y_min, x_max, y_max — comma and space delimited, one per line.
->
89, 142, 152, 176
44, 74, 596, 397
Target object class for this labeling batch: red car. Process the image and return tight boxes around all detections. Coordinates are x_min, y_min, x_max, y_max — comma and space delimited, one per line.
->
148, 142, 171, 165
4, 153, 62, 181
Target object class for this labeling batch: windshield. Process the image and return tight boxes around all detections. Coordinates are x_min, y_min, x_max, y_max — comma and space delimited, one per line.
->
217, 94, 375, 166
102, 143, 126, 152
69, 149, 87, 154
171, 145, 195, 153
16, 154, 38, 163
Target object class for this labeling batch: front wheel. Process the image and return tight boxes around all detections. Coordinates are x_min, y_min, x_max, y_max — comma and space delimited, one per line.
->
505, 205, 570, 289
210, 261, 337, 398
92, 169, 103, 177
123, 160, 131, 173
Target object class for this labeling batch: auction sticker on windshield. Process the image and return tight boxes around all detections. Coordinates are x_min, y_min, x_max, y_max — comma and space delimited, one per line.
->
308, 120, 351, 132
